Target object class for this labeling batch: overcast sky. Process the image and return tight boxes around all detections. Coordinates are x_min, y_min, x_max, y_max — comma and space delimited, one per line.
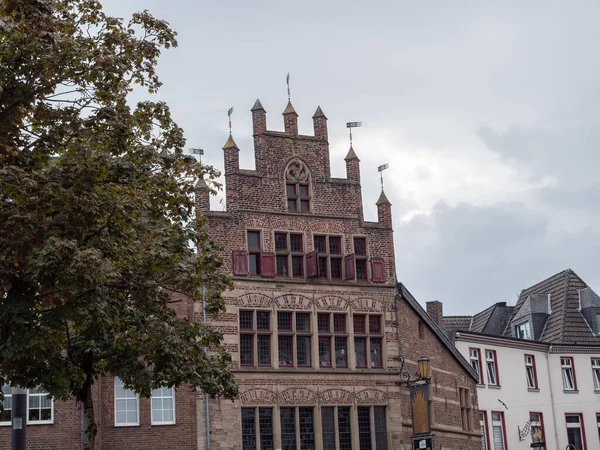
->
104, 0, 600, 315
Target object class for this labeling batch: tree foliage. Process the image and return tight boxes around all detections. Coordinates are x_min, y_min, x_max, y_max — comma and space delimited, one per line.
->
0, 1, 237, 447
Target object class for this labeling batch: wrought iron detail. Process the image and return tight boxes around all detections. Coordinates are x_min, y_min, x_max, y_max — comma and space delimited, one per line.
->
518, 420, 531, 441
394, 356, 429, 386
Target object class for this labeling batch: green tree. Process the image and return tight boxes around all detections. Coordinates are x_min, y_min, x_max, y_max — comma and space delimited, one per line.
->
0, 1, 237, 448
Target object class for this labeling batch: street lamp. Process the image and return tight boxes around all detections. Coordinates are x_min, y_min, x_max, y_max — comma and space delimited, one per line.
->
396, 355, 431, 386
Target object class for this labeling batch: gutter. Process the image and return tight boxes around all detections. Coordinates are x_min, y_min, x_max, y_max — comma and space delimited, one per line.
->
545, 344, 559, 446
202, 285, 211, 450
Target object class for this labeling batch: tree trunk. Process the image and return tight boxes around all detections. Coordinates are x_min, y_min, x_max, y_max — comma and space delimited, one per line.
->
81, 381, 97, 450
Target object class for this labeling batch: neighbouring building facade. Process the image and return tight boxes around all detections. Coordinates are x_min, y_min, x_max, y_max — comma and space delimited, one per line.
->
0, 97, 482, 450
441, 269, 600, 450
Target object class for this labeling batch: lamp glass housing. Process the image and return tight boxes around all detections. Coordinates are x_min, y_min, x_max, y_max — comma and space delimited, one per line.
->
417, 356, 430, 379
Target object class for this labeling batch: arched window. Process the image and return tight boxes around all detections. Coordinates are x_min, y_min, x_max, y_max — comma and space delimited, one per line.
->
285, 160, 311, 213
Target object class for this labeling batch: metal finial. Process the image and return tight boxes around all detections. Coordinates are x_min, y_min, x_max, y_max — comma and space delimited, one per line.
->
227, 107, 234, 135
286, 73, 291, 102
190, 148, 204, 164
378, 163, 389, 189
346, 121, 362, 147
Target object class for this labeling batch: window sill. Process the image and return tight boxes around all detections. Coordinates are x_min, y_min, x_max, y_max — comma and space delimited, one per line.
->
487, 385, 501, 389
151, 422, 177, 426
0, 421, 54, 427
476, 384, 486, 388
595, 390, 600, 394
114, 424, 140, 428
563, 390, 579, 394
527, 388, 540, 393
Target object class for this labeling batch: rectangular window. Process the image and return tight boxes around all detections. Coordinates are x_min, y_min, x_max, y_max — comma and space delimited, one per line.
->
525, 354, 538, 390
242, 407, 274, 450
280, 408, 296, 450
459, 388, 472, 431
592, 359, 600, 391
278, 312, 311, 368
151, 387, 175, 425
311, 235, 344, 281
479, 411, 489, 450
287, 183, 310, 213
331, 258, 342, 280
355, 338, 367, 368
486, 350, 499, 386
299, 407, 314, 450
248, 231, 261, 275
596, 413, 599, 441
358, 407, 372, 450
470, 348, 483, 384
353, 315, 383, 369
114, 378, 139, 426
491, 411, 506, 450
566, 414, 585, 450
242, 408, 257, 450
321, 407, 336, 450
279, 407, 314, 450
338, 407, 352, 450
515, 322, 532, 340
353, 237, 368, 281
314, 235, 326, 253
259, 408, 274, 450
240, 310, 271, 367
529, 412, 545, 449
561, 357, 577, 391
275, 232, 305, 279
1, 385, 12, 425
329, 237, 341, 255
0, 385, 54, 425
374, 406, 387, 450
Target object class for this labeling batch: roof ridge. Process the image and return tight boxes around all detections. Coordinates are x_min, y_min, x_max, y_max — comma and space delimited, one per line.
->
521, 268, 571, 294
557, 270, 571, 343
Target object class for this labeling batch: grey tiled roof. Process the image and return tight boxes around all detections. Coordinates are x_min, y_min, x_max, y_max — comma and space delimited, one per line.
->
503, 269, 600, 344
471, 304, 496, 333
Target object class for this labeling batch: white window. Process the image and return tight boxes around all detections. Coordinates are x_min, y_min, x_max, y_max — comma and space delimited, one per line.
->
0, 385, 53, 425
151, 387, 175, 425
566, 414, 585, 450
114, 378, 139, 426
592, 359, 600, 391
525, 355, 538, 389
491, 412, 505, 450
470, 349, 483, 384
561, 357, 576, 391
529, 412, 543, 444
479, 412, 488, 450
515, 322, 532, 340
486, 350, 499, 386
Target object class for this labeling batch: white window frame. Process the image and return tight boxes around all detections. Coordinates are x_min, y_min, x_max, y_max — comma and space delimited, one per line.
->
592, 359, 600, 391
491, 412, 505, 450
0, 385, 12, 426
486, 350, 499, 386
151, 387, 176, 425
1, 385, 54, 426
565, 414, 585, 450
561, 357, 576, 391
470, 348, 483, 384
114, 378, 140, 427
515, 322, 532, 340
479, 412, 488, 450
525, 355, 537, 389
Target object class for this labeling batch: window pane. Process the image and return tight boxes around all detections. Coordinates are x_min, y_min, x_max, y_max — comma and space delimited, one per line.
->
354, 315, 366, 334
354, 238, 367, 256
259, 408, 274, 450
276, 255, 288, 276
334, 314, 346, 333
321, 407, 336, 450
240, 335, 254, 365
355, 338, 367, 368
290, 235, 303, 252
526, 366, 536, 388
288, 200, 297, 212
371, 338, 383, 368
493, 425, 504, 450
249, 254, 260, 275
314, 236, 326, 253
374, 407, 387, 450
319, 337, 332, 367
240, 311, 254, 330
275, 233, 288, 251
292, 256, 304, 277
248, 231, 261, 251
369, 316, 381, 334
242, 408, 257, 450
299, 185, 309, 197
358, 407, 372, 450
329, 237, 341, 255
300, 200, 310, 213
29, 409, 39, 421
566, 415, 580, 423
280, 408, 296, 450
318, 313, 330, 333
278, 312, 292, 331
330, 258, 342, 279
258, 335, 271, 366
296, 313, 310, 332
286, 184, 296, 197
299, 407, 314, 450
279, 336, 293, 366
335, 337, 348, 367
338, 407, 352, 450
297, 336, 311, 366
257, 312, 270, 331
317, 257, 328, 278
356, 259, 367, 280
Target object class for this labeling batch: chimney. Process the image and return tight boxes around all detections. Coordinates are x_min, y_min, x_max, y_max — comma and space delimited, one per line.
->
194, 178, 210, 213
251, 99, 266, 134
282, 101, 298, 135
376, 190, 392, 227
426, 301, 443, 329
312, 106, 328, 141
344, 146, 360, 182
222, 134, 239, 174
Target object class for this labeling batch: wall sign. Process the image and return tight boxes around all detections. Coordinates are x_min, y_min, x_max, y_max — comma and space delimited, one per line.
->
409, 384, 431, 436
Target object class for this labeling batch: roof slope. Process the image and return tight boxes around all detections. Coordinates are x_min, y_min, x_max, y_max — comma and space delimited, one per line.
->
471, 303, 496, 333
443, 316, 472, 336
504, 269, 600, 344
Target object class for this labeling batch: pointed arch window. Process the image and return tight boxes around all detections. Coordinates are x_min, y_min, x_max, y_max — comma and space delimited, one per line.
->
285, 160, 311, 213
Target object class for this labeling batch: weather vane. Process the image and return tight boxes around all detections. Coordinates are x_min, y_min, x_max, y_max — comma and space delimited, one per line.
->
286, 73, 291, 102
227, 106, 234, 135
190, 148, 204, 164
378, 163, 389, 189
346, 121, 362, 147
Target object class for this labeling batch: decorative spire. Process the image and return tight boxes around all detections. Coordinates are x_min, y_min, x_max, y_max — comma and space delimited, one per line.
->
312, 106, 327, 119
195, 178, 208, 189
376, 190, 391, 205
222, 134, 239, 150
227, 106, 234, 135
344, 146, 360, 161
282, 101, 297, 115
251, 99, 265, 112
286, 73, 291, 102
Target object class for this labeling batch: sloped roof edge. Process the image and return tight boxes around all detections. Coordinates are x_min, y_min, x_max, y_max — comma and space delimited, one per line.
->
397, 282, 479, 382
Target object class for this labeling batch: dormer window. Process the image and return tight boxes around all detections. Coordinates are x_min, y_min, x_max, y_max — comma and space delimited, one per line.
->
515, 322, 532, 340
285, 159, 311, 213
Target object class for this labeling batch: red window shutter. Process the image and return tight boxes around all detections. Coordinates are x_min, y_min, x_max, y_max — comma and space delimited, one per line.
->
371, 258, 385, 283
260, 252, 276, 277
232, 250, 249, 276
344, 254, 355, 280
306, 250, 318, 278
